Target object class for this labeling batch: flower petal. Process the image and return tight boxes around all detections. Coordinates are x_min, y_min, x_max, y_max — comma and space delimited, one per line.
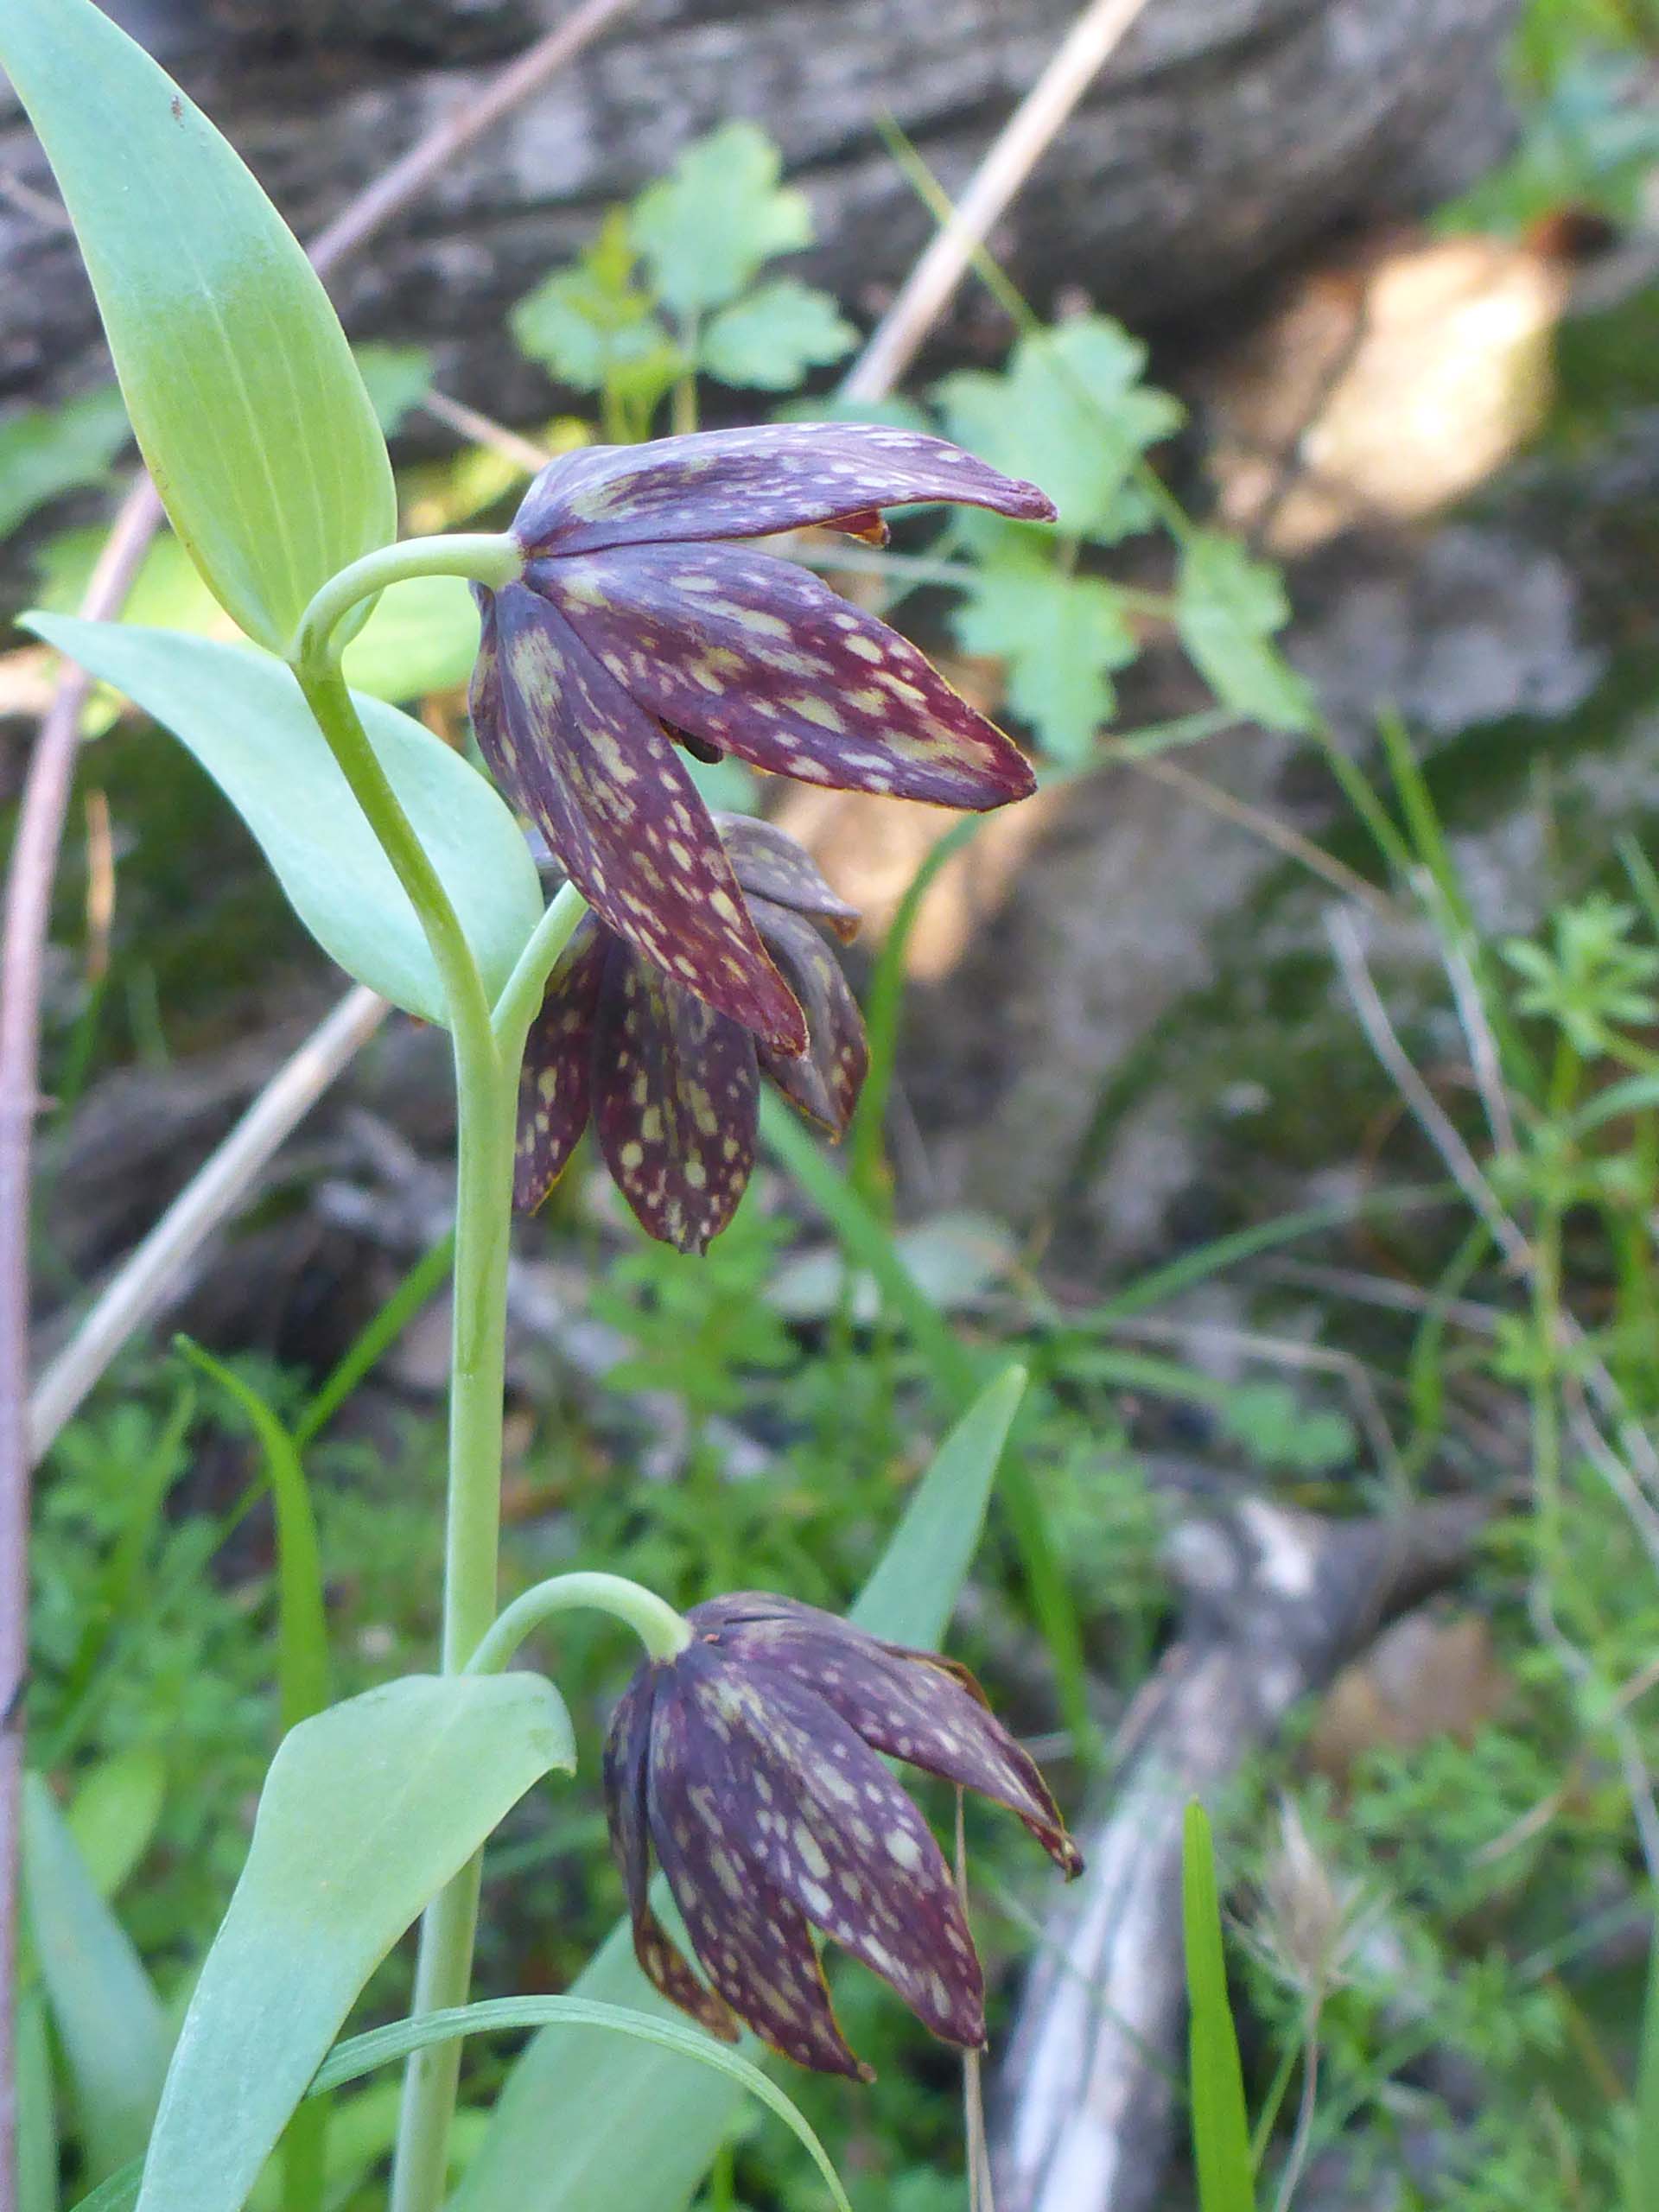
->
592, 950, 760, 1253
471, 582, 806, 1052
672, 1643, 987, 2050
602, 1667, 741, 2042
691, 1595, 1083, 1877
753, 903, 868, 1137
720, 814, 860, 941
540, 544, 1034, 809
647, 1674, 868, 2078
511, 423, 1055, 558
514, 913, 607, 1213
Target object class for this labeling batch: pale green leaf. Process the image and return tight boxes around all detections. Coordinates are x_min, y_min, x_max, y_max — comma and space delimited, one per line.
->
1175, 532, 1317, 734
135, 1674, 575, 2212
0, 0, 396, 651
951, 553, 1135, 761
22, 1774, 171, 2181
0, 385, 131, 539
701, 280, 855, 391
454, 1365, 1027, 2212
938, 315, 1182, 542
22, 617, 543, 1026
67, 1749, 167, 1902
17, 1986, 60, 2212
633, 124, 813, 317
35, 528, 226, 641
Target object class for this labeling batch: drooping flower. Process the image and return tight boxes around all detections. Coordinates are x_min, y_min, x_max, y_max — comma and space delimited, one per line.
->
470, 423, 1055, 1052
517, 816, 867, 1253
602, 1590, 1082, 2077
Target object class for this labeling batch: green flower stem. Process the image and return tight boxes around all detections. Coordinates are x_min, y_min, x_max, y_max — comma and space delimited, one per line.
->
289, 531, 523, 668
467, 1573, 693, 1675
491, 880, 590, 1052
289, 579, 532, 2212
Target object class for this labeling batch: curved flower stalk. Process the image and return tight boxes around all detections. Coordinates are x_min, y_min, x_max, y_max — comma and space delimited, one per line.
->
469, 423, 1055, 1051
602, 1591, 1082, 2078
516, 817, 868, 1253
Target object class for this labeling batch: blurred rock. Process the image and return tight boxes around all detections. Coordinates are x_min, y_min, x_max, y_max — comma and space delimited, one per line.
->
0, 0, 1516, 414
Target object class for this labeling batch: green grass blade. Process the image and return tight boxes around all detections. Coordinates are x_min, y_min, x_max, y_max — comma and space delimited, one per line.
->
175, 1341, 328, 1736
1181, 1802, 1255, 2212
310, 1996, 851, 2212
294, 1232, 454, 1449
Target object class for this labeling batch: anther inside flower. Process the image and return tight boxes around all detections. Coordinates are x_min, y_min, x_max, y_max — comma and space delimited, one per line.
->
602, 1591, 1082, 2078
470, 423, 1056, 1054
517, 816, 868, 1253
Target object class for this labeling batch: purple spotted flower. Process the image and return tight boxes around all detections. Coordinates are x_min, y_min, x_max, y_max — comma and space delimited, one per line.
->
516, 817, 866, 1254
470, 423, 1055, 1055
602, 1591, 1082, 2078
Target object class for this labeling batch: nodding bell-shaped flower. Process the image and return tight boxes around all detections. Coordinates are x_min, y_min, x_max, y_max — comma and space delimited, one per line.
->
470, 423, 1055, 1056
516, 817, 868, 1254
601, 1591, 1082, 2078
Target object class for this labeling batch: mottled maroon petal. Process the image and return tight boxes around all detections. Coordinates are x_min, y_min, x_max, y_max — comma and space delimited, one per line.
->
647, 1678, 868, 2078
514, 913, 607, 1213
471, 582, 806, 1054
602, 1669, 741, 2041
539, 544, 1035, 810
592, 949, 761, 1254
670, 1643, 987, 2050
722, 1614, 1082, 1878
752, 902, 868, 1137
511, 423, 1055, 559
720, 815, 861, 942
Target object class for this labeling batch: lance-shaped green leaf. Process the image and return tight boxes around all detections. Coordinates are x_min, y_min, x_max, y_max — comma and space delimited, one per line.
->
0, 0, 395, 651
24, 618, 543, 1026
135, 1674, 575, 2212
21, 1775, 171, 2183
454, 1365, 1028, 2212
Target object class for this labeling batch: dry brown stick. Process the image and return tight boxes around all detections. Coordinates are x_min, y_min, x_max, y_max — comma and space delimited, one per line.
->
27, 986, 390, 1463
995, 1490, 1485, 2212
842, 0, 1154, 402
0, 4, 637, 2193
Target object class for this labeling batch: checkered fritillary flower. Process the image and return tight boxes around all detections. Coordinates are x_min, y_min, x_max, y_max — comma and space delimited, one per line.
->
602, 1590, 1081, 2076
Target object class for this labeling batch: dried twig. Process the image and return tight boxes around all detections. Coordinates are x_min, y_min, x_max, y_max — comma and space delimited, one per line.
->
27, 987, 390, 1462
995, 1488, 1485, 2212
844, 0, 1154, 401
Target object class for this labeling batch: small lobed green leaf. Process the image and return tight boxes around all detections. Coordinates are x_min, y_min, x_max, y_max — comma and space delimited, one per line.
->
1175, 532, 1317, 734
0, 385, 131, 538
22, 1774, 172, 2183
454, 1366, 1027, 2212
511, 213, 683, 394
938, 315, 1183, 542
0, 0, 396, 651
22, 617, 544, 1026
632, 123, 814, 317
700, 280, 856, 391
950, 552, 1135, 762
135, 1674, 575, 2212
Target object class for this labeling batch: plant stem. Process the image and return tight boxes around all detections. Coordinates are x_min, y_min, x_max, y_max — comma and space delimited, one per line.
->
490, 880, 589, 1049
467, 1572, 692, 1673
287, 649, 516, 2212
289, 532, 522, 668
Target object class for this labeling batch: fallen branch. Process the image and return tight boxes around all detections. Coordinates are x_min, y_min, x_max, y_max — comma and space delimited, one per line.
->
994, 1484, 1486, 2212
